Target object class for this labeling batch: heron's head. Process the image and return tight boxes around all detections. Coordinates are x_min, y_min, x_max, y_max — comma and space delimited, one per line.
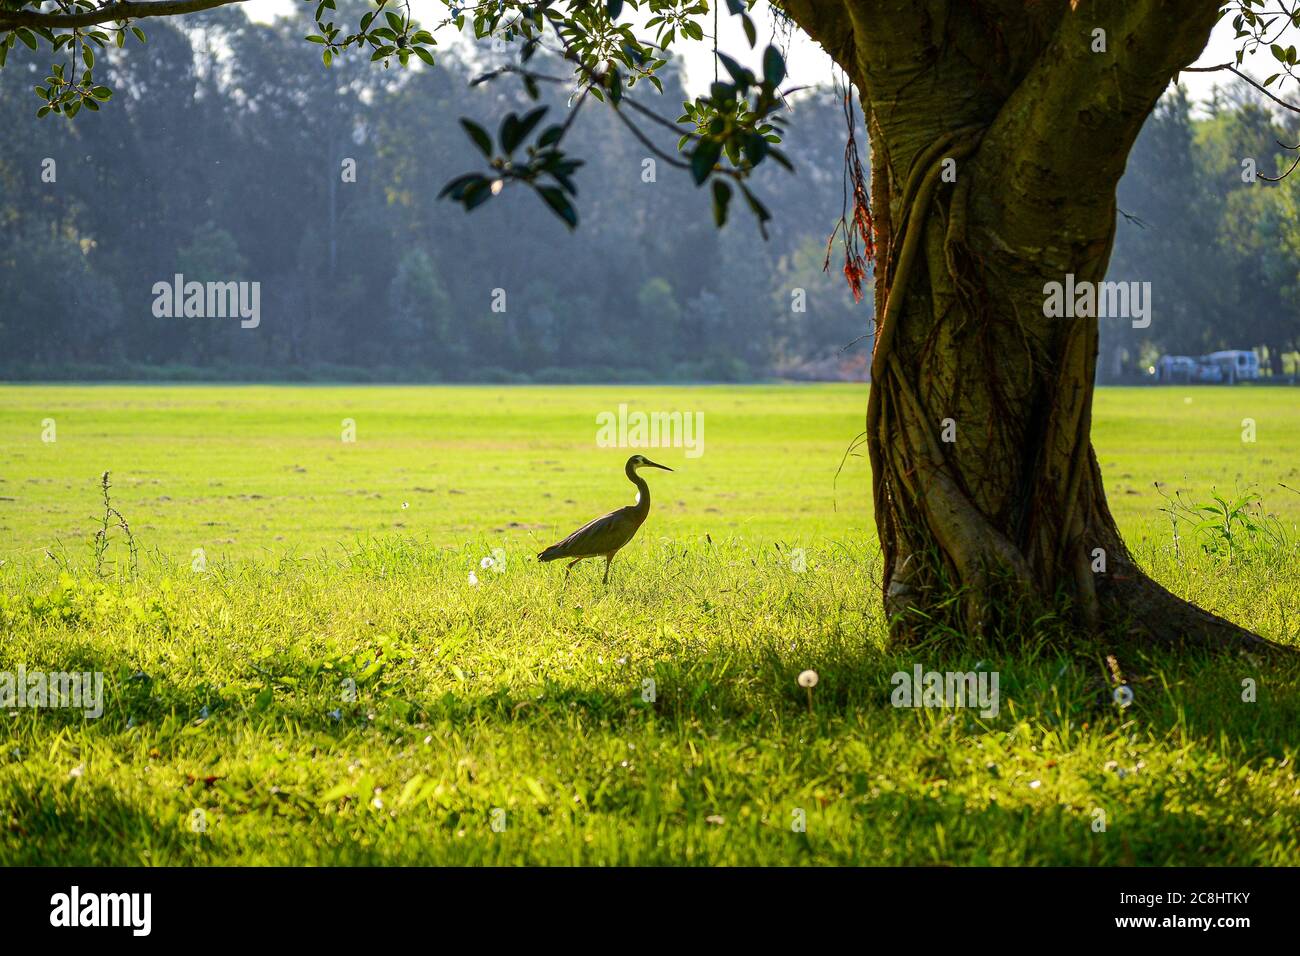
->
627, 454, 673, 472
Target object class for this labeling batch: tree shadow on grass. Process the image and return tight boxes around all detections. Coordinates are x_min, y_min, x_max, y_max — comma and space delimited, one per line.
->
844, 793, 1284, 866
5, 637, 1296, 866
28, 631, 1299, 767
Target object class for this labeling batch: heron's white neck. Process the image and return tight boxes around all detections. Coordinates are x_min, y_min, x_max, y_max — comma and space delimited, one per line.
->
626, 465, 650, 514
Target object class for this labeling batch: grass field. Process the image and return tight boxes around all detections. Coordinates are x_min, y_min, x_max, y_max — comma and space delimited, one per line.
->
1, 384, 1298, 865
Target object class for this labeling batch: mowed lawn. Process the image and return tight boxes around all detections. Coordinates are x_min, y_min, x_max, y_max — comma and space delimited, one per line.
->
0, 384, 1298, 865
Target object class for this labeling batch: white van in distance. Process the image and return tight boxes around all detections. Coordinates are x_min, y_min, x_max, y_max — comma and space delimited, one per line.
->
1203, 350, 1260, 383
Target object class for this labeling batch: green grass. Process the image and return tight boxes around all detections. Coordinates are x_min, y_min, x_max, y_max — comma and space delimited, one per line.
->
0, 383, 1298, 865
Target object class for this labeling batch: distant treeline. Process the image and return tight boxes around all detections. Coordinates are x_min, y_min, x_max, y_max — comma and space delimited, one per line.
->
1107, 84, 1300, 380
0, 6, 864, 383
0, 7, 1296, 383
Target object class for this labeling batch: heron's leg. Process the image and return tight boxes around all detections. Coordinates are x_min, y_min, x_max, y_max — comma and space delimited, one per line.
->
602, 554, 613, 584
564, 557, 583, 580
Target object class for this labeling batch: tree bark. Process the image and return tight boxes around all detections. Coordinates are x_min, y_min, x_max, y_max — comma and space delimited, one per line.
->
778, 0, 1287, 651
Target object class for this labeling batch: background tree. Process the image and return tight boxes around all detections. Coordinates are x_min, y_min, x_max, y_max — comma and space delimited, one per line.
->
0, 9, 866, 381
388, 246, 453, 367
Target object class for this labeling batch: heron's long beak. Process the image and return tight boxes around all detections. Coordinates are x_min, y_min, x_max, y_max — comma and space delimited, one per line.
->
644, 459, 673, 472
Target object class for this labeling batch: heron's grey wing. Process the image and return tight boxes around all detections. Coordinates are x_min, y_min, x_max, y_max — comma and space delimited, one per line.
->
540, 507, 637, 559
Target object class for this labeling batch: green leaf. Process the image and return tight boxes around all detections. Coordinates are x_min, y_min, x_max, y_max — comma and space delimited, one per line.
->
691, 139, 722, 185
462, 177, 493, 211
709, 80, 736, 103
438, 173, 486, 200
500, 106, 547, 153
711, 179, 732, 227
523, 776, 548, 803
459, 118, 494, 157
716, 52, 752, 87
537, 185, 578, 229
537, 124, 565, 148
398, 773, 427, 807
742, 132, 768, 165
740, 184, 771, 239
320, 780, 355, 802
762, 45, 785, 86
500, 112, 522, 153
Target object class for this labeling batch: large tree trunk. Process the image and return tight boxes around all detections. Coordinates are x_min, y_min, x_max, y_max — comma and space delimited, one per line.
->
780, 0, 1283, 650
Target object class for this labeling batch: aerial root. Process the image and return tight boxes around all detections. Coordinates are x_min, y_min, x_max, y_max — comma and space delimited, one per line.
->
867, 125, 986, 589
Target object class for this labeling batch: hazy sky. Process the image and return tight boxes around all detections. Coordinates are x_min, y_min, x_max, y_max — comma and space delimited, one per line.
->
242, 0, 1270, 104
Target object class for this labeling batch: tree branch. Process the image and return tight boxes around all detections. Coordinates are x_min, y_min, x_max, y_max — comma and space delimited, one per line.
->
1181, 62, 1300, 114
974, 0, 1221, 261
0, 0, 247, 31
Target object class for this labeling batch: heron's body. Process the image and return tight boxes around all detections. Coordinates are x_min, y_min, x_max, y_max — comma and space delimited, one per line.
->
539, 455, 672, 583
